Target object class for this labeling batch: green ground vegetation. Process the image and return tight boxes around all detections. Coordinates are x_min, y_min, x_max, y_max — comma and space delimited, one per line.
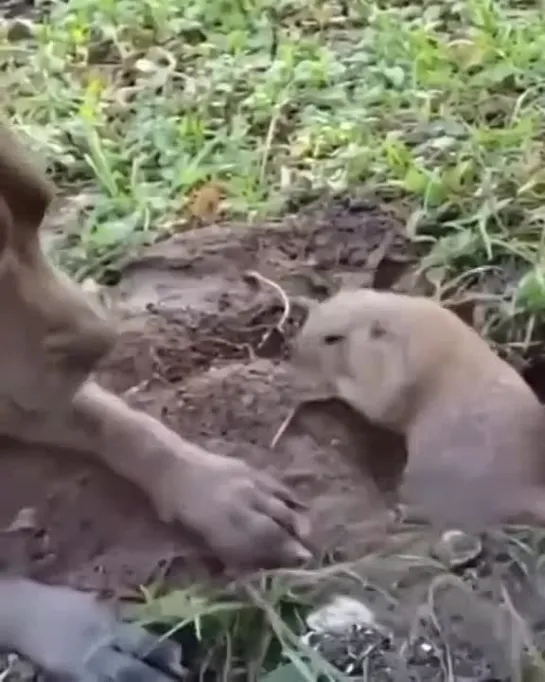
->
5, 0, 545, 324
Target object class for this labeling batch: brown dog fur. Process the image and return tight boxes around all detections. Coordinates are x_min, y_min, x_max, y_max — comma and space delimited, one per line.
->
292, 287, 545, 530
0, 124, 310, 569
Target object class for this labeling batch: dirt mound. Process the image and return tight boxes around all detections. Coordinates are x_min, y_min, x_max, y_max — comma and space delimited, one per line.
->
0, 198, 413, 595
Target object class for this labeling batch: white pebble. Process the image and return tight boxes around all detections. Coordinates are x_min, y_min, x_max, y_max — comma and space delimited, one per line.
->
306, 595, 376, 634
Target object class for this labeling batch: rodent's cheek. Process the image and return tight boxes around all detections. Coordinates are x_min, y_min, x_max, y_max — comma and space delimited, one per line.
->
335, 376, 368, 415
292, 361, 336, 401
290, 349, 320, 379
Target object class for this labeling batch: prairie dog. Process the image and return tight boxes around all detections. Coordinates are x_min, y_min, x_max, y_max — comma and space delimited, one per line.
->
292, 288, 545, 529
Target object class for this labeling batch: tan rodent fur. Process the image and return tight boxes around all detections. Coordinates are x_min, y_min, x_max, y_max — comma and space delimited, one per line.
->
0, 122, 310, 569
292, 287, 545, 530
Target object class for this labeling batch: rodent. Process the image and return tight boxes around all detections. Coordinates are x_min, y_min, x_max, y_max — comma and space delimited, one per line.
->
291, 287, 545, 530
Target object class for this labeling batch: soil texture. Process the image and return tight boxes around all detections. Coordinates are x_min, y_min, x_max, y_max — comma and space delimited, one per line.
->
2, 197, 545, 681
0, 197, 415, 594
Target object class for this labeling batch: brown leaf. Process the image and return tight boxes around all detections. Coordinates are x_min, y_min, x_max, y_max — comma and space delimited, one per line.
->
186, 182, 226, 224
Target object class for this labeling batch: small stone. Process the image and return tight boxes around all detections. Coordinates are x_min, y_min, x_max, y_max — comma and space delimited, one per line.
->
408, 636, 441, 666
133, 58, 157, 74
431, 529, 483, 569
306, 594, 376, 634
6, 18, 35, 41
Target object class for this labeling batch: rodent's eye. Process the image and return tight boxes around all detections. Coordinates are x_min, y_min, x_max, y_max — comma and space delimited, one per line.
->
323, 334, 344, 346
370, 322, 387, 339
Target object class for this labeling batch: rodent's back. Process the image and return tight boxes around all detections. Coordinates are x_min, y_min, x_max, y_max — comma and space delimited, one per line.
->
402, 343, 545, 528
402, 295, 544, 480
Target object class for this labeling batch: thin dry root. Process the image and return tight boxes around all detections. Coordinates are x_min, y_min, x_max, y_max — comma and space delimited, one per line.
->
244, 270, 291, 334
270, 405, 301, 450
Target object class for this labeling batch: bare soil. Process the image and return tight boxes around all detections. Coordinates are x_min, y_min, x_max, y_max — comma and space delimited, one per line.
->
2, 196, 545, 681
0, 197, 416, 595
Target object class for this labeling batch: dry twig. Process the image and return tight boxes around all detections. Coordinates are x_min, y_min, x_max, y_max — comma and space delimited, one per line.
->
243, 270, 292, 346
270, 405, 302, 449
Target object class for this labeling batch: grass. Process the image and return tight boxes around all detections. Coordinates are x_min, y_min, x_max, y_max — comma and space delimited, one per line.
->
5, 0, 545, 677
129, 531, 545, 680
4, 0, 545, 329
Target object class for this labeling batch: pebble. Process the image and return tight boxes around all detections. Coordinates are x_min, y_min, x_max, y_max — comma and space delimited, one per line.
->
431, 529, 483, 570
305, 594, 376, 633
5, 17, 35, 40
